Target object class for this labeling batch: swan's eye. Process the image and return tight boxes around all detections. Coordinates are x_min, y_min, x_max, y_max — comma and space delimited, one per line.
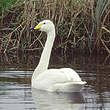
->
43, 23, 46, 24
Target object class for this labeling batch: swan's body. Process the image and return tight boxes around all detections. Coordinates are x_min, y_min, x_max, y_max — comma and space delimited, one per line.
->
30, 20, 86, 92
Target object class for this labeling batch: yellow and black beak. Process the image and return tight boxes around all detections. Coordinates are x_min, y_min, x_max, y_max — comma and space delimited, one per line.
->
29, 24, 41, 30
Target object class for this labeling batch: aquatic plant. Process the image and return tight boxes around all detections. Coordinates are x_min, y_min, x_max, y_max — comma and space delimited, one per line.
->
0, 0, 21, 18
0, 0, 110, 56
89, 0, 110, 54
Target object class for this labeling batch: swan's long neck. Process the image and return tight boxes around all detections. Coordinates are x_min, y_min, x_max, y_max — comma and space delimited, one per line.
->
33, 28, 55, 78
38, 30, 55, 70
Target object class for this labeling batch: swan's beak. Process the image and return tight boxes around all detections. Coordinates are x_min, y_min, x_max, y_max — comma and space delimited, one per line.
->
28, 26, 35, 30
29, 24, 41, 30
34, 24, 41, 30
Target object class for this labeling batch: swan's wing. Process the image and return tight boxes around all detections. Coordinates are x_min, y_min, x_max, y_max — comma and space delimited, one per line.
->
59, 68, 82, 82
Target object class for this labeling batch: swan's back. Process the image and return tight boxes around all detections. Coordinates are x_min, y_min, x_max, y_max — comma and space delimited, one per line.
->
32, 68, 86, 92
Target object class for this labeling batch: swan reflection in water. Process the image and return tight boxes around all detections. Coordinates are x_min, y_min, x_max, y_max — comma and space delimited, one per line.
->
32, 89, 85, 110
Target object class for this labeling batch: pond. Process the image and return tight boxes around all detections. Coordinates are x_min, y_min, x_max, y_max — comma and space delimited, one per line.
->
0, 54, 110, 110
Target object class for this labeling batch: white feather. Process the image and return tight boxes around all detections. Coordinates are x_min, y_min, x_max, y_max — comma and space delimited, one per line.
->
31, 20, 86, 92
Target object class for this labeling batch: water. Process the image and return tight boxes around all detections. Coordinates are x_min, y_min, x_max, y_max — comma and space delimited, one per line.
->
0, 54, 110, 110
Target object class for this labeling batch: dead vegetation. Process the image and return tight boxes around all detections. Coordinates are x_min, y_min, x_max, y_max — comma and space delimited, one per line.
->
0, 0, 110, 55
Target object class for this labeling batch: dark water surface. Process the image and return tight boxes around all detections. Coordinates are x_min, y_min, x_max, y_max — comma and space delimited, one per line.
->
0, 54, 110, 110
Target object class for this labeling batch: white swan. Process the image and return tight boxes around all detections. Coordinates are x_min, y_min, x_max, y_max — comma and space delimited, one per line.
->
30, 20, 86, 92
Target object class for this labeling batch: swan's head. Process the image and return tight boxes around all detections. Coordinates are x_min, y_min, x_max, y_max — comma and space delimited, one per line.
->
29, 20, 55, 33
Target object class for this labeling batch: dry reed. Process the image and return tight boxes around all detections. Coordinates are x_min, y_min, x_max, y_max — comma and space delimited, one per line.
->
0, 0, 110, 55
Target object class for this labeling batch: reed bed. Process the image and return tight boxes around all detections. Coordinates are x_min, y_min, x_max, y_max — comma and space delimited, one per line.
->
0, 0, 110, 55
